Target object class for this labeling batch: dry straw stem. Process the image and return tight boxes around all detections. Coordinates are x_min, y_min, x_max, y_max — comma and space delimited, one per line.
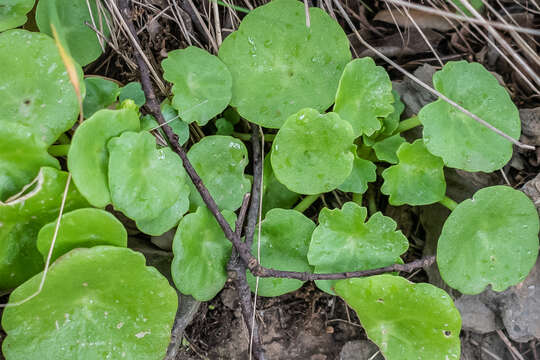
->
384, 0, 540, 36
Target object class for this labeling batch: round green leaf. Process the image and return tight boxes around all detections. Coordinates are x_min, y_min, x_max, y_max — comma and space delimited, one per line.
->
246, 209, 315, 297
0, 122, 60, 201
119, 82, 146, 107
83, 77, 120, 118
37, 208, 127, 263
0, 30, 84, 146
0, 0, 35, 31
437, 186, 539, 294
381, 90, 405, 135
187, 135, 250, 211
108, 131, 189, 221
335, 275, 461, 360
337, 156, 376, 194
308, 202, 409, 295
262, 153, 299, 216
2, 246, 178, 360
0, 167, 89, 290
381, 140, 446, 206
372, 134, 405, 164
68, 108, 140, 208
135, 186, 190, 236
162, 46, 232, 125
36, 0, 110, 66
171, 207, 236, 301
271, 108, 356, 195
218, 0, 351, 128
140, 103, 190, 146
215, 118, 234, 136
419, 61, 520, 172
334, 58, 394, 137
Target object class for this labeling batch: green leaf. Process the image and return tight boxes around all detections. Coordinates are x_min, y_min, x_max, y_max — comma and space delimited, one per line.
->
2, 246, 178, 360
0, 122, 60, 201
187, 135, 250, 211
262, 153, 299, 216
215, 118, 234, 136
337, 156, 376, 194
334, 58, 394, 136
437, 186, 539, 294
140, 103, 190, 146
381, 140, 446, 206
119, 81, 146, 107
162, 46, 232, 125
271, 109, 356, 194
36, 208, 127, 263
419, 61, 520, 172
83, 77, 120, 118
246, 209, 315, 297
36, 0, 110, 66
0, 30, 84, 146
335, 275, 461, 360
68, 108, 140, 208
381, 90, 405, 135
135, 191, 189, 236
171, 207, 236, 301
449, 0, 484, 16
108, 131, 189, 222
0, 0, 35, 31
308, 202, 409, 295
372, 134, 405, 164
0, 167, 89, 290
218, 0, 351, 128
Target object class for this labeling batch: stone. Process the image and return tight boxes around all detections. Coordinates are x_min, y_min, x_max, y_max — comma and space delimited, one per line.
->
455, 295, 499, 334
340, 340, 384, 360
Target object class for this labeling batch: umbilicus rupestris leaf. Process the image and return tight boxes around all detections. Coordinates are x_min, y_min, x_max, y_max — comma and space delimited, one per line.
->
0, 167, 89, 290
437, 186, 539, 294
0, 30, 84, 146
162, 46, 232, 125
0, 0, 35, 31
2, 246, 178, 360
372, 134, 405, 164
37, 208, 127, 262
308, 202, 408, 295
0, 122, 60, 201
335, 275, 461, 360
171, 207, 236, 301
246, 209, 315, 297
107, 131, 190, 222
261, 153, 299, 216
418, 61, 520, 172
82, 77, 120, 118
334, 58, 394, 137
36, 0, 110, 66
271, 108, 356, 195
337, 156, 377, 194
187, 135, 250, 211
68, 108, 140, 208
381, 139, 446, 206
218, 0, 351, 128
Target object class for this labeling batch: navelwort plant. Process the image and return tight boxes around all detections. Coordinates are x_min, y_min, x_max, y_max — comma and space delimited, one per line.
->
0, 0, 538, 359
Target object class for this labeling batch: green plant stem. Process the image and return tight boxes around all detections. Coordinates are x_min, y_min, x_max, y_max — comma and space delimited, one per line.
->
395, 115, 421, 134
367, 186, 377, 216
352, 193, 363, 206
439, 196, 458, 211
293, 194, 320, 212
233, 131, 275, 142
48, 144, 70, 157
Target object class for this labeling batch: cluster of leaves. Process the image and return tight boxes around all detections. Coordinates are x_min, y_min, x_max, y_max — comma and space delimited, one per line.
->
0, 0, 538, 359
